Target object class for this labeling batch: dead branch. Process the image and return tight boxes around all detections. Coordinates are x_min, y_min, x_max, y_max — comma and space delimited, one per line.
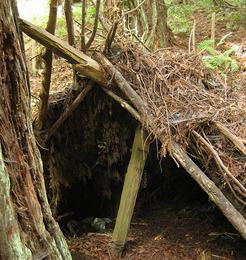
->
102, 87, 141, 122
193, 130, 246, 197
95, 53, 147, 115
46, 84, 93, 142
214, 122, 246, 156
85, 0, 101, 51
19, 18, 106, 85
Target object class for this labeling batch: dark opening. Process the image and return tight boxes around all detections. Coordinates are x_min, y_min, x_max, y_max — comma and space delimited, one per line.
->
43, 87, 240, 240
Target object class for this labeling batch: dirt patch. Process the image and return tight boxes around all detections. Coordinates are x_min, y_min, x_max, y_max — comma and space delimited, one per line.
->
67, 203, 245, 260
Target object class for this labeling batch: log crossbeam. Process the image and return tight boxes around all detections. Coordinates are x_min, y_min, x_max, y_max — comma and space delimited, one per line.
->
19, 18, 107, 86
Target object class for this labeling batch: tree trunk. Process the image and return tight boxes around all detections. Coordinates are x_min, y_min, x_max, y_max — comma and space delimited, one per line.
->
128, 0, 174, 50
0, 0, 71, 259
35, 0, 59, 131
64, 0, 75, 47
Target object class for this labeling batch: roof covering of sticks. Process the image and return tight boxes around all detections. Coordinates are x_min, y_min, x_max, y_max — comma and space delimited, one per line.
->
108, 41, 246, 208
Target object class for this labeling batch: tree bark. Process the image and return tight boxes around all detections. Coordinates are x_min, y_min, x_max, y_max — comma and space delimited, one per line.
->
129, 0, 174, 50
64, 0, 75, 47
0, 0, 71, 259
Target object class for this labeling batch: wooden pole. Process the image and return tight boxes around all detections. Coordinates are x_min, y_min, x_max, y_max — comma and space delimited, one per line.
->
19, 18, 106, 86
112, 126, 150, 253
211, 12, 216, 48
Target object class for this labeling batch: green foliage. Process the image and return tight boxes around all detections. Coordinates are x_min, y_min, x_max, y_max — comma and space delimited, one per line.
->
167, 2, 194, 33
167, 0, 246, 34
198, 37, 239, 74
30, 2, 97, 38
73, 3, 96, 24
224, 11, 246, 30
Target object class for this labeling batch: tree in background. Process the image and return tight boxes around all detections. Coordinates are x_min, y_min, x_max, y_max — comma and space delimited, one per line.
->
0, 0, 71, 258
123, 0, 174, 50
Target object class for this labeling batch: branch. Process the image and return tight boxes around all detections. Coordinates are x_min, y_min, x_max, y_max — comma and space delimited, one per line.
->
46, 84, 93, 142
102, 87, 141, 122
81, 0, 86, 51
214, 122, 246, 156
19, 18, 106, 85
169, 141, 246, 240
85, 0, 101, 51
193, 130, 246, 196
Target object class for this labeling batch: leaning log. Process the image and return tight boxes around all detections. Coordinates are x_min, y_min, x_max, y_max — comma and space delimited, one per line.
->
214, 122, 246, 156
112, 126, 150, 253
19, 18, 106, 85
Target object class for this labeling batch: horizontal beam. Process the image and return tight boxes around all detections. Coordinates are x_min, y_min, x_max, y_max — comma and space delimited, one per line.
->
19, 18, 106, 86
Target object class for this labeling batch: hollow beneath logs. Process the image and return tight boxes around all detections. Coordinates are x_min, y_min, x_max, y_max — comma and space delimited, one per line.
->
39, 86, 245, 255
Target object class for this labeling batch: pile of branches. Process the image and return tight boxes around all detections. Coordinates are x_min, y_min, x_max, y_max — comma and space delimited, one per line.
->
106, 41, 246, 208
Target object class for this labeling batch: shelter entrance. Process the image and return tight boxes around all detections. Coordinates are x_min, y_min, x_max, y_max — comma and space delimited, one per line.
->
41, 87, 243, 257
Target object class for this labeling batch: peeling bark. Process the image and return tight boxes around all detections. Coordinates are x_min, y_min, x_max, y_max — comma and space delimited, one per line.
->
0, 0, 71, 258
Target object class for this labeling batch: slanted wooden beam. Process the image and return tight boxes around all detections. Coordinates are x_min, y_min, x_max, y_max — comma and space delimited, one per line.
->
18, 18, 106, 86
112, 126, 150, 253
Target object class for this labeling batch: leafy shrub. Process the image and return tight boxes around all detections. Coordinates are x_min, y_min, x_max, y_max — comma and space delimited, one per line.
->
198, 38, 239, 74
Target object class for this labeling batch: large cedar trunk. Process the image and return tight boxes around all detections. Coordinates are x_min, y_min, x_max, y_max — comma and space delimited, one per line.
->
0, 0, 71, 259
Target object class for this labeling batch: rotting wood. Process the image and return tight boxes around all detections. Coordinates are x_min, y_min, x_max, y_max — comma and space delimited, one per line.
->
45, 84, 93, 142
214, 122, 246, 156
112, 126, 150, 254
19, 18, 106, 85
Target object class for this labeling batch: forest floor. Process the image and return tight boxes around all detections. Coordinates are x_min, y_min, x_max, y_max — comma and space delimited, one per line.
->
67, 201, 246, 260
27, 7, 246, 260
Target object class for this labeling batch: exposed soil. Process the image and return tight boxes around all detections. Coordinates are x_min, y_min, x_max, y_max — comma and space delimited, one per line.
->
67, 202, 246, 260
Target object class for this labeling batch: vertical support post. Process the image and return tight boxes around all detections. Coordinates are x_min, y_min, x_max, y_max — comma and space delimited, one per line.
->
211, 12, 216, 48
112, 126, 150, 254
